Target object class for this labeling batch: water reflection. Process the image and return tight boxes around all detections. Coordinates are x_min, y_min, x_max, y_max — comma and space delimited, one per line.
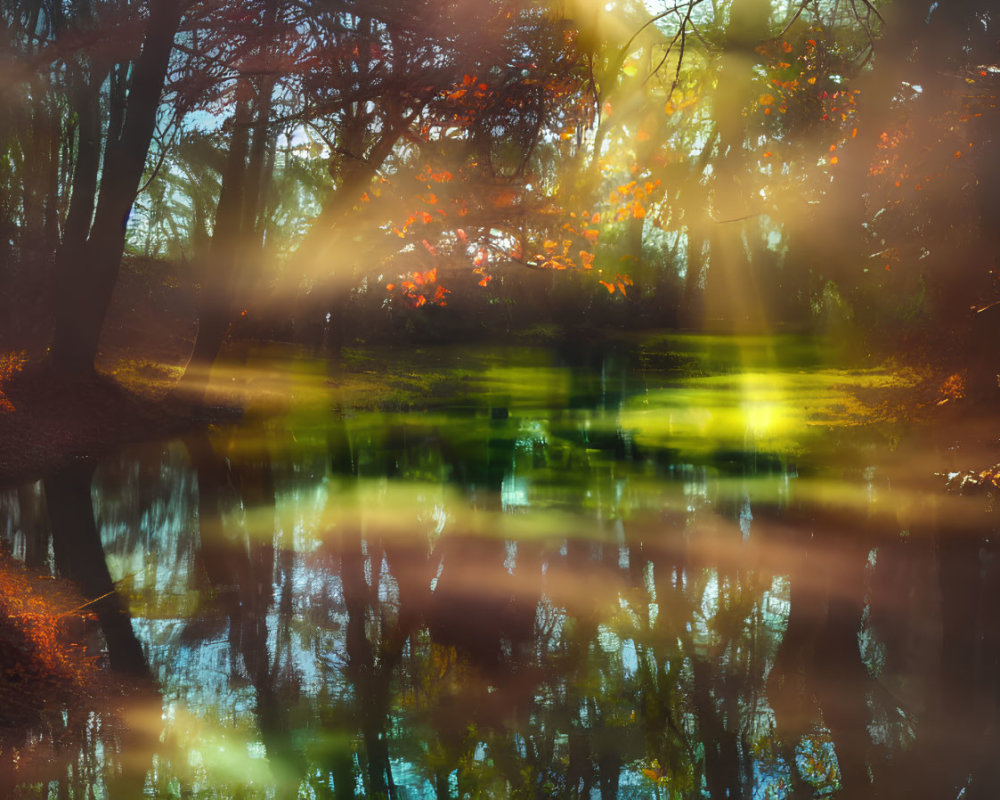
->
3, 338, 1000, 798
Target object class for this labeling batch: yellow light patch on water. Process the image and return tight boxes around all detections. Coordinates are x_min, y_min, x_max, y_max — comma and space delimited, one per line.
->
622, 367, 920, 457
153, 704, 279, 792
473, 364, 571, 408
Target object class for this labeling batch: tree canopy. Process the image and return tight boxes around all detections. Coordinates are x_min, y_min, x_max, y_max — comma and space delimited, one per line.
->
1, 0, 998, 383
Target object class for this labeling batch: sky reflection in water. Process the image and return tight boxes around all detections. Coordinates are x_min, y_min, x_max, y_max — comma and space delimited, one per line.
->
3, 336, 998, 799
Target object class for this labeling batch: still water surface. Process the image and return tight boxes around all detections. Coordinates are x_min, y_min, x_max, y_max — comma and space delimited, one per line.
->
3, 336, 999, 798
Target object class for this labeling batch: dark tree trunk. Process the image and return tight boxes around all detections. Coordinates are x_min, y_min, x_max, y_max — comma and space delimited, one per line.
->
49, 0, 184, 375
52, 66, 109, 320
342, 533, 398, 800
177, 0, 283, 396
61, 78, 104, 249
177, 85, 254, 395
44, 460, 149, 677
243, 0, 279, 240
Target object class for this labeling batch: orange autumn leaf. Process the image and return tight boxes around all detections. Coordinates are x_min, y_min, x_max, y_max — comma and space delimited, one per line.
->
599, 280, 615, 293
433, 284, 450, 303
583, 228, 599, 245
632, 201, 645, 219
474, 265, 492, 286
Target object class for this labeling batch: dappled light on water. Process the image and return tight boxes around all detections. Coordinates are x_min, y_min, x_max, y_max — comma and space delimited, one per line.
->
3, 339, 1000, 798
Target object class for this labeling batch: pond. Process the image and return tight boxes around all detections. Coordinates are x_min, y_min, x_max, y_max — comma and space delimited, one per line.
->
2, 335, 999, 799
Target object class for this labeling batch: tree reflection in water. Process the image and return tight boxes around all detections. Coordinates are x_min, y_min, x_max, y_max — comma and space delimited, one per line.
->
3, 344, 1000, 798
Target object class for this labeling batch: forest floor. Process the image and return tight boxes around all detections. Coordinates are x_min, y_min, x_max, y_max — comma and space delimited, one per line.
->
0, 366, 218, 488
0, 257, 213, 488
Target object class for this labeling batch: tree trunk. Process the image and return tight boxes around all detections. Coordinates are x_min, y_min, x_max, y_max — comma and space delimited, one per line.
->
177, 86, 254, 395
342, 533, 398, 800
49, 0, 184, 375
44, 461, 149, 677
178, 0, 282, 396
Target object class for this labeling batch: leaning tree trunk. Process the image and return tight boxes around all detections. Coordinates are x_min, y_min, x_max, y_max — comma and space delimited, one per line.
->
49, 0, 184, 376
